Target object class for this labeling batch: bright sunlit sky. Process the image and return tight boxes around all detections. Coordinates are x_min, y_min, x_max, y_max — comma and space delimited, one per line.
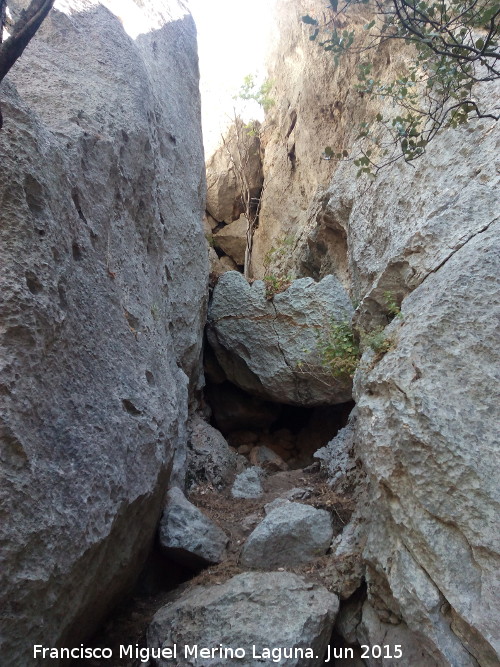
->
188, 0, 277, 156
53, 0, 276, 155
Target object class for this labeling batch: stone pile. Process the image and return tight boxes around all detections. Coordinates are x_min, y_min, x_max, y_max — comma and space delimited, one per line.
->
148, 417, 351, 666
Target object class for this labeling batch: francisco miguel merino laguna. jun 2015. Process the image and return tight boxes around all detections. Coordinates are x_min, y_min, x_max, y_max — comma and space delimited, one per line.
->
33, 643, 381, 661
33, 644, 319, 662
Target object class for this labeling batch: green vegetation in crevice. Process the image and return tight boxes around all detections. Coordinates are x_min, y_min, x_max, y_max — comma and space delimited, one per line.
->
262, 235, 297, 300
263, 274, 293, 300
299, 294, 404, 382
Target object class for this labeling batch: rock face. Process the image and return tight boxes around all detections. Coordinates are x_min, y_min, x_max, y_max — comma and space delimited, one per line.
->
241, 501, 333, 568
213, 214, 248, 265
355, 220, 500, 665
207, 271, 354, 405
147, 571, 339, 667
159, 488, 228, 568
0, 1, 206, 661
243, 0, 500, 662
206, 118, 263, 224
315, 422, 358, 493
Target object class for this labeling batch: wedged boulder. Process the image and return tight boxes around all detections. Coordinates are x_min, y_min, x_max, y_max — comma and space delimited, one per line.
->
241, 500, 333, 568
355, 220, 500, 664
159, 488, 228, 569
0, 1, 206, 661
213, 214, 248, 265
207, 271, 354, 405
186, 415, 241, 490
206, 118, 263, 223
147, 571, 339, 666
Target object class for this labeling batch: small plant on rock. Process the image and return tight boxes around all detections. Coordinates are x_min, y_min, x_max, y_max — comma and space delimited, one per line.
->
383, 290, 403, 320
361, 326, 394, 358
316, 318, 360, 379
263, 274, 293, 300
236, 74, 275, 113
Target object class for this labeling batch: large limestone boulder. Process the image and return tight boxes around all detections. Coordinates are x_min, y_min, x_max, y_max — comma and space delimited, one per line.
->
0, 1, 206, 661
355, 220, 500, 665
206, 118, 263, 224
147, 571, 339, 666
241, 500, 333, 568
159, 488, 228, 569
207, 271, 354, 405
213, 214, 248, 265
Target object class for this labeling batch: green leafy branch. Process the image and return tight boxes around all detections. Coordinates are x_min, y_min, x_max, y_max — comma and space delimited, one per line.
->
302, 0, 500, 174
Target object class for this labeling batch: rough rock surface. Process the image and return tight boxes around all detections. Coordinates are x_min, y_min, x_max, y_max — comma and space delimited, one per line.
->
159, 488, 228, 568
315, 422, 358, 493
231, 466, 265, 499
147, 571, 339, 667
213, 214, 248, 265
186, 415, 241, 490
355, 220, 500, 665
0, 1, 206, 661
241, 500, 333, 568
206, 118, 263, 223
245, 0, 500, 661
207, 271, 354, 405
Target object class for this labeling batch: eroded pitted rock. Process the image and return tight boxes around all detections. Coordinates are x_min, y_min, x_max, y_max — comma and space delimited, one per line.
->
186, 415, 242, 491
207, 271, 354, 405
355, 220, 500, 664
0, 1, 206, 661
147, 571, 339, 667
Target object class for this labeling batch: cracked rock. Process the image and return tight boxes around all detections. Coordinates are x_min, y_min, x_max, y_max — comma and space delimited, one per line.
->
207, 271, 354, 405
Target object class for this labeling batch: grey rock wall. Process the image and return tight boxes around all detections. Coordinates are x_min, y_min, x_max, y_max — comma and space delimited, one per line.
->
0, 1, 207, 662
354, 220, 500, 665
249, 0, 500, 662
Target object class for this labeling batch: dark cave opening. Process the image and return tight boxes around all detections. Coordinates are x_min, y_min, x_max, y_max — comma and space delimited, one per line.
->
204, 377, 355, 470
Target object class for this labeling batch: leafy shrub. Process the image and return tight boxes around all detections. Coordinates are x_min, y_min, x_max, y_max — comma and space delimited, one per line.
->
316, 318, 360, 379
383, 290, 403, 320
